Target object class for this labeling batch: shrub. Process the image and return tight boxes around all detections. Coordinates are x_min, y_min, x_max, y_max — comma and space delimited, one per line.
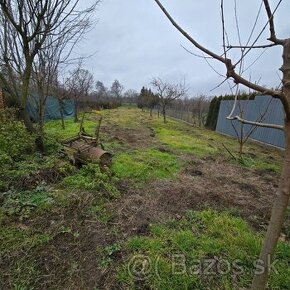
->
0, 109, 35, 160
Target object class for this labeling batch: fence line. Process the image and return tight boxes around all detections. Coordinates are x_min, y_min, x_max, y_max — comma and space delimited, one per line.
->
216, 96, 285, 148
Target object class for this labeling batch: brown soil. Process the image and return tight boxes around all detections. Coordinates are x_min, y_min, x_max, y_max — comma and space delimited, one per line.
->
101, 124, 158, 150
1, 116, 287, 290
108, 154, 280, 240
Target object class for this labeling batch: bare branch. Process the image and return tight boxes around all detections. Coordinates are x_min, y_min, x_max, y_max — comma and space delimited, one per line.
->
220, 0, 227, 58
263, 0, 284, 44
245, 0, 263, 47
210, 78, 228, 92
154, 0, 226, 64
227, 43, 276, 49
234, 0, 284, 66
154, 0, 284, 99
181, 45, 213, 59
228, 115, 284, 131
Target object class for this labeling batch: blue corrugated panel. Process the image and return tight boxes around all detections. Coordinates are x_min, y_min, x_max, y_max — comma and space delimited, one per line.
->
216, 95, 285, 148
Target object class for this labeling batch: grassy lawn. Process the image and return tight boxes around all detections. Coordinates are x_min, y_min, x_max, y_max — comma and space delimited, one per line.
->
0, 107, 288, 289
119, 210, 290, 289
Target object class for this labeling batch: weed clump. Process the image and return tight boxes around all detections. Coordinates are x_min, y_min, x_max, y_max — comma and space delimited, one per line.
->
62, 163, 120, 198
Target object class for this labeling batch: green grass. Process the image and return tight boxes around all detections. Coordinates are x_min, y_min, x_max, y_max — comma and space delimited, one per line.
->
154, 126, 217, 157
100, 107, 147, 129
119, 210, 290, 290
0, 226, 51, 256
45, 115, 98, 141
0, 107, 287, 289
62, 163, 120, 198
233, 155, 281, 173
87, 201, 112, 224
148, 113, 282, 172
112, 148, 179, 182
0, 226, 51, 289
45, 108, 282, 174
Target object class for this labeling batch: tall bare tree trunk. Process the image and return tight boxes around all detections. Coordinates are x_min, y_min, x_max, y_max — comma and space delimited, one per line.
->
251, 39, 290, 290
38, 93, 45, 153
59, 100, 65, 129
21, 62, 34, 132
162, 105, 166, 123
74, 99, 78, 123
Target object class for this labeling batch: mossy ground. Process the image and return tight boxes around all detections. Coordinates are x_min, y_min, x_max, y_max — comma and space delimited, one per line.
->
0, 107, 288, 289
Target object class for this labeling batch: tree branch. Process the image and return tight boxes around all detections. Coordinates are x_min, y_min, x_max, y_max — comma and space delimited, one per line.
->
154, 0, 284, 99
262, 0, 284, 45
227, 43, 277, 49
227, 115, 284, 131
154, 0, 226, 64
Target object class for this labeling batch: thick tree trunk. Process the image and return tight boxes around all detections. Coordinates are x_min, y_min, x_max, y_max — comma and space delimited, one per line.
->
251, 121, 290, 289
163, 110, 166, 123
251, 39, 290, 290
21, 63, 34, 131
19, 107, 35, 133
20, 63, 44, 152
198, 111, 202, 127
150, 107, 153, 117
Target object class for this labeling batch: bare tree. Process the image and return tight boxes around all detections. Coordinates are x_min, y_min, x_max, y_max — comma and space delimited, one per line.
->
0, 0, 98, 149
66, 65, 94, 122
151, 77, 187, 123
123, 89, 138, 106
153, 0, 289, 288
191, 95, 210, 127
30, 37, 60, 146
110, 80, 124, 97
95, 81, 109, 100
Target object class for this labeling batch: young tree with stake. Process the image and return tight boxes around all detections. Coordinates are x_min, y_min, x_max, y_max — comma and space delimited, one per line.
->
153, 0, 289, 289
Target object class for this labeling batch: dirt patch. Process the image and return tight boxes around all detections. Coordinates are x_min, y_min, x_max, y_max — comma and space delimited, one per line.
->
102, 125, 157, 149
11, 167, 67, 190
107, 155, 282, 241
0, 205, 119, 290
153, 156, 280, 230
0, 172, 285, 289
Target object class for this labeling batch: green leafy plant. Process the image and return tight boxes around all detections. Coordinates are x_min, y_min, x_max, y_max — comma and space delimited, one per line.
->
62, 163, 120, 198
100, 243, 121, 268
2, 183, 53, 218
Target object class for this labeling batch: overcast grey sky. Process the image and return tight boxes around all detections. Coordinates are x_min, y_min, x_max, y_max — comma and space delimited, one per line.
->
76, 0, 289, 97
